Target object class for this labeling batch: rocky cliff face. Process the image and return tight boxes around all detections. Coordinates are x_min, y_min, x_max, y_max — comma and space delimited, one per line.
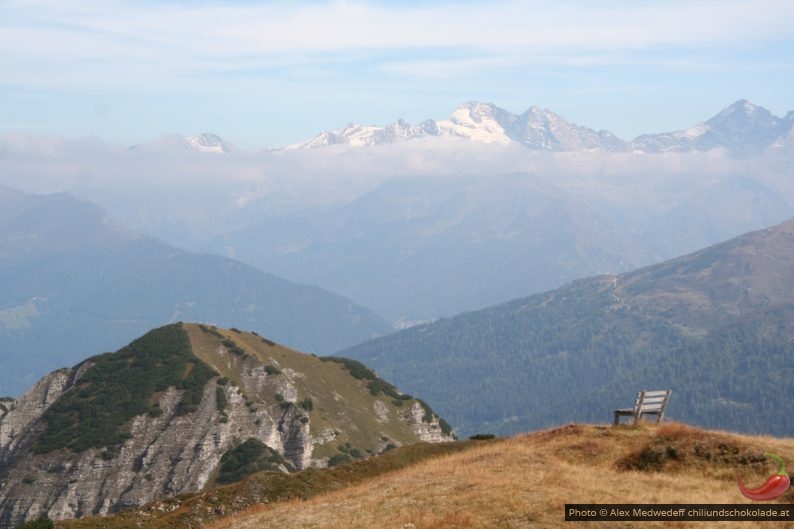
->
0, 369, 73, 454
0, 324, 452, 528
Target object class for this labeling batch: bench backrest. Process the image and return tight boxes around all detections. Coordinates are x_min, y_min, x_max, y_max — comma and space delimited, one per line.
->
634, 390, 671, 415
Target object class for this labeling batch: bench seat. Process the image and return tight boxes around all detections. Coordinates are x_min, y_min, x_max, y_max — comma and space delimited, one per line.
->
613, 390, 671, 426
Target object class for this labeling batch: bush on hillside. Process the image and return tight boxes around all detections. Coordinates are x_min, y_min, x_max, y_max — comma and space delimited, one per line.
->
217, 438, 294, 483
15, 518, 53, 529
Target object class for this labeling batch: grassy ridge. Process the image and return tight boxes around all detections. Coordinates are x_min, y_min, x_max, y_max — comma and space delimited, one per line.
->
53, 422, 794, 529
211, 423, 794, 529
321, 356, 453, 436
35, 324, 216, 453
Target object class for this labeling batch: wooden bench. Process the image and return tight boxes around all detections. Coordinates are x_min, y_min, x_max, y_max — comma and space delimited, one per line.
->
613, 390, 671, 426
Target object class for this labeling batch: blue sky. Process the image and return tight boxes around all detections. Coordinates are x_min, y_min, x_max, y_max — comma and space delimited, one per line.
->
1, 0, 793, 148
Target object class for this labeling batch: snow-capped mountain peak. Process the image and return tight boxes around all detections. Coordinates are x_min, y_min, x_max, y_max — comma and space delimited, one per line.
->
631, 99, 791, 155
715, 99, 759, 118
282, 101, 634, 152
187, 133, 234, 153
128, 133, 235, 154
437, 101, 514, 145
280, 120, 434, 150
511, 106, 628, 152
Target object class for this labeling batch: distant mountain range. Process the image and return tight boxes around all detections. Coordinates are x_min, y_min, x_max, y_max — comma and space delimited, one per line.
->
93, 99, 793, 156
338, 217, 794, 437
280, 99, 794, 155
6, 101, 791, 326
196, 100, 794, 324
0, 186, 391, 396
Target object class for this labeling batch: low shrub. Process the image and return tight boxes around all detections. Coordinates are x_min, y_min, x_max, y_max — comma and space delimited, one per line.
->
15, 518, 53, 529
222, 339, 245, 356
199, 325, 224, 339
321, 356, 377, 380
328, 454, 352, 467
217, 438, 294, 483
299, 397, 313, 411
216, 387, 227, 411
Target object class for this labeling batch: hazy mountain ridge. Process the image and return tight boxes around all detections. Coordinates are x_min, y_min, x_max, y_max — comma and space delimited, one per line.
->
338, 218, 794, 437
210, 167, 794, 323
211, 174, 651, 322
0, 187, 392, 396
0, 324, 451, 528
0, 190, 136, 263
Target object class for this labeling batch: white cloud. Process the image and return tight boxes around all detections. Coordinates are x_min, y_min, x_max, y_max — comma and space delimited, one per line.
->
3, 130, 790, 243
0, 130, 753, 193
1, 0, 793, 92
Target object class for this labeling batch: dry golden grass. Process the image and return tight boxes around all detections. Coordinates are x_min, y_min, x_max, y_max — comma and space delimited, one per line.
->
210, 423, 794, 529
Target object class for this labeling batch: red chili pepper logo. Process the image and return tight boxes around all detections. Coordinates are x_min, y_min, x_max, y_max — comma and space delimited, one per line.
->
738, 452, 790, 501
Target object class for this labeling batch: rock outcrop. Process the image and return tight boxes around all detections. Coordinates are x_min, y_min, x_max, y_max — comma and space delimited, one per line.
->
0, 324, 452, 528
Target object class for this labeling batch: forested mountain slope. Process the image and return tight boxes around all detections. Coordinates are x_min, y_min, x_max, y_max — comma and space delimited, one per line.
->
339, 218, 794, 437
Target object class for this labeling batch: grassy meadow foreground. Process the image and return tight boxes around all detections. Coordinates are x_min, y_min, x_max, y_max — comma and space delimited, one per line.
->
59, 423, 794, 529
